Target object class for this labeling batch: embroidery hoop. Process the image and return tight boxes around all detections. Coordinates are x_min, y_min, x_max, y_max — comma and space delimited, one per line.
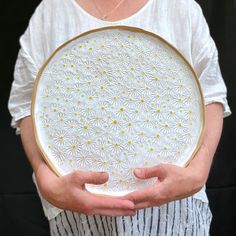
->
32, 26, 205, 196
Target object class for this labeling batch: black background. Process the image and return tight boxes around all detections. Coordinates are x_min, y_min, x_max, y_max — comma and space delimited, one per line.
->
0, 0, 235, 235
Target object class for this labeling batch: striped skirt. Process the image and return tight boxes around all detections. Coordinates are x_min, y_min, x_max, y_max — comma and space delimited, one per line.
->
49, 196, 212, 236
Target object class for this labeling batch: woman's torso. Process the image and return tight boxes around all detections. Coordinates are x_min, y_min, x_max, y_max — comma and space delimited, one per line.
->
31, 0, 209, 220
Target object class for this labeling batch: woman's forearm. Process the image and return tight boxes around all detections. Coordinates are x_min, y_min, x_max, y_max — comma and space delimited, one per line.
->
188, 102, 224, 184
19, 116, 48, 175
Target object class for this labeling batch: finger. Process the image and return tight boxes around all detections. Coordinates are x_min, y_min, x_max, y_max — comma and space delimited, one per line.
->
90, 195, 135, 210
94, 208, 136, 216
134, 193, 172, 209
120, 187, 154, 204
71, 170, 109, 185
134, 164, 167, 180
132, 183, 173, 209
134, 201, 157, 210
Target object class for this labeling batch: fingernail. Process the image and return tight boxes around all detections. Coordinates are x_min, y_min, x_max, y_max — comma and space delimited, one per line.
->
128, 210, 136, 216
124, 200, 135, 209
134, 168, 142, 177
131, 210, 137, 216
129, 202, 135, 209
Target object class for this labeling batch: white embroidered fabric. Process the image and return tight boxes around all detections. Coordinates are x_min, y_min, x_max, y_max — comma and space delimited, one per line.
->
34, 27, 204, 196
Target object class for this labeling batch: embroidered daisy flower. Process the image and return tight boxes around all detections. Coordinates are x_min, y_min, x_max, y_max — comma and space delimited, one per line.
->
65, 139, 82, 157
107, 140, 125, 155
83, 89, 98, 104
171, 80, 188, 92
182, 108, 197, 121
128, 107, 143, 121
51, 146, 67, 164
95, 52, 112, 67
134, 49, 147, 66
122, 95, 136, 110
180, 132, 195, 145
79, 60, 96, 78
135, 95, 153, 111
181, 93, 195, 106
127, 62, 143, 76
142, 47, 155, 62
150, 105, 169, 123
91, 157, 109, 172
130, 75, 147, 89
50, 103, 65, 114
140, 114, 157, 130
166, 132, 186, 150
113, 106, 129, 120
112, 158, 127, 170
43, 65, 57, 79
52, 130, 69, 146
93, 80, 109, 95
77, 123, 94, 138
94, 137, 109, 155
79, 106, 96, 118
137, 83, 153, 96
52, 79, 64, 91
58, 57, 74, 69
72, 83, 82, 94
122, 139, 136, 153
159, 145, 173, 160
67, 106, 81, 119
144, 145, 159, 160
53, 112, 65, 125
36, 111, 48, 122
132, 34, 146, 50
108, 118, 124, 132
74, 154, 94, 170
113, 177, 130, 191
62, 70, 77, 82
124, 86, 141, 100
97, 100, 111, 116
115, 64, 130, 79
40, 117, 53, 130
117, 128, 130, 141
108, 94, 121, 108
62, 49, 78, 60
89, 116, 105, 129
60, 93, 74, 104
41, 88, 54, 100
81, 138, 99, 155
163, 110, 180, 122
63, 119, 79, 130
159, 121, 172, 134
117, 37, 132, 50
114, 162, 133, 179
161, 83, 175, 97
148, 74, 163, 88
171, 95, 186, 109
134, 130, 149, 147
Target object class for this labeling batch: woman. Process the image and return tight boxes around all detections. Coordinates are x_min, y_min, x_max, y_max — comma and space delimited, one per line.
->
8, 0, 231, 235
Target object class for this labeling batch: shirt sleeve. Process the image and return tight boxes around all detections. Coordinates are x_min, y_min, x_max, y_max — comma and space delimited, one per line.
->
8, 1, 46, 134
190, 0, 231, 117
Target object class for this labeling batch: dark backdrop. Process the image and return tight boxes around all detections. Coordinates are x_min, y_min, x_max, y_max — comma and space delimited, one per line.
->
1, 0, 235, 235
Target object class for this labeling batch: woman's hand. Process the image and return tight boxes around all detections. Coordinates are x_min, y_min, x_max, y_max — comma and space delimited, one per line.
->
35, 163, 136, 216
20, 116, 136, 216
121, 103, 224, 210
120, 162, 205, 210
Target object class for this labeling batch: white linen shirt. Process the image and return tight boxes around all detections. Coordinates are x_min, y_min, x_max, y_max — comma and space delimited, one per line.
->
8, 0, 231, 220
